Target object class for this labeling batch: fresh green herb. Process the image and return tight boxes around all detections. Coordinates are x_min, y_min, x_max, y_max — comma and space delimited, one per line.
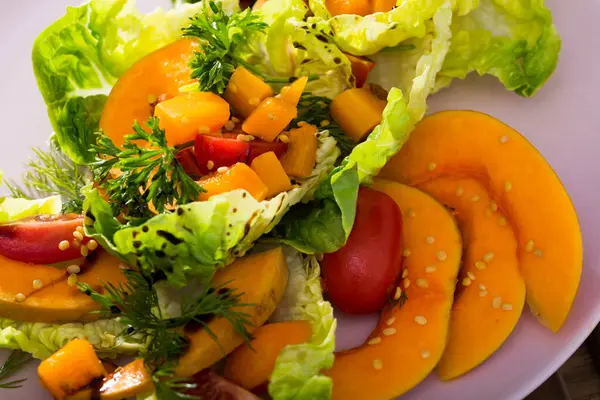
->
293, 94, 355, 156
91, 117, 204, 220
0, 350, 32, 389
5, 146, 88, 214
153, 368, 200, 400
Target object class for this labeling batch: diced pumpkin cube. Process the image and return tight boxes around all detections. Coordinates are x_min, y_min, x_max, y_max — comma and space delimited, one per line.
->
197, 162, 269, 202
154, 92, 230, 146
280, 124, 318, 178
278, 76, 308, 107
242, 98, 298, 142
330, 88, 386, 143
251, 151, 293, 198
38, 339, 106, 400
223, 67, 274, 118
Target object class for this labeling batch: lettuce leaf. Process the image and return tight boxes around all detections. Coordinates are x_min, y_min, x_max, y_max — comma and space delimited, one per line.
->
0, 196, 62, 223
269, 249, 336, 400
0, 318, 142, 359
437, 0, 561, 96
31, 0, 232, 164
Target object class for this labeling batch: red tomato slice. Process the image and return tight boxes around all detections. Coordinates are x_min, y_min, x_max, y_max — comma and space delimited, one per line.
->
322, 186, 403, 314
176, 147, 203, 179
195, 134, 251, 174
0, 214, 90, 264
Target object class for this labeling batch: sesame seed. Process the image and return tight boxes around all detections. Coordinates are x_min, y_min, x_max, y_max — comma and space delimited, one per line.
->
76, 226, 84, 234
492, 296, 502, 309
407, 208, 416, 217
87, 240, 98, 251
416, 278, 429, 288
279, 134, 290, 143
224, 120, 236, 131
502, 303, 513, 311
58, 240, 70, 251
249, 97, 260, 106
394, 286, 402, 300
475, 261, 487, 270
436, 250, 448, 261
33, 279, 43, 290
15, 293, 26, 302
500, 135, 509, 144
470, 194, 480, 202
198, 126, 210, 134
118, 263, 130, 270
372, 359, 383, 370
504, 181, 513, 192
237, 134, 254, 142
383, 328, 397, 336
217, 166, 229, 174
402, 269, 408, 279
426, 236, 435, 245
84, 216, 94, 226
73, 231, 84, 241
320, 120, 330, 127
534, 249, 543, 258
479, 290, 488, 297
228, 83, 238, 94
467, 272, 476, 281
207, 160, 215, 170
490, 200, 498, 212
402, 248, 412, 257
483, 252, 495, 263
67, 274, 78, 287
498, 216, 507, 226
456, 187, 464, 196
427, 162, 437, 171
403, 278, 411, 289
462, 277, 472, 286
420, 350, 431, 359
368, 337, 382, 345
297, 121, 307, 127
267, 113, 277, 120
80, 246, 89, 257
425, 265, 437, 273
231, 117, 241, 123
67, 265, 81, 275
479, 283, 487, 291
525, 240, 535, 252
386, 317, 396, 326
414, 316, 428, 325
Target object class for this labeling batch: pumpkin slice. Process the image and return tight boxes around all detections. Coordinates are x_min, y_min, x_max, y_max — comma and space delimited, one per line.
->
380, 110, 582, 332
0, 254, 67, 301
327, 179, 461, 400
100, 38, 199, 147
0, 250, 127, 323
418, 177, 526, 380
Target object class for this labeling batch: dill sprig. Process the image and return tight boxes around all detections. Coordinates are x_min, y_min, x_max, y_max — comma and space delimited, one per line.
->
153, 368, 201, 400
0, 350, 32, 389
293, 94, 355, 156
5, 145, 88, 214
91, 117, 204, 220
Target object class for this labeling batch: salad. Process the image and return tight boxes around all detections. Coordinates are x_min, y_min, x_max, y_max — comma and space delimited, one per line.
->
0, 0, 582, 399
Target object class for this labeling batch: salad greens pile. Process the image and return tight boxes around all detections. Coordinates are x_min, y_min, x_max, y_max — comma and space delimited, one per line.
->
0, 0, 560, 397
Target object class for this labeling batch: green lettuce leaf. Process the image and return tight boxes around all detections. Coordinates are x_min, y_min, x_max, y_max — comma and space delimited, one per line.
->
437, 0, 561, 96
0, 318, 142, 359
269, 249, 336, 400
0, 196, 62, 223
32, 0, 232, 164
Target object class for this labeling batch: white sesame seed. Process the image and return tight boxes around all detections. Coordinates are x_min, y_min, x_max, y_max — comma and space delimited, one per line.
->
67, 265, 81, 275
462, 277, 472, 286
383, 328, 397, 336
426, 236, 435, 245
80, 246, 89, 257
207, 160, 215, 170
386, 317, 396, 326
84, 216, 94, 226
475, 261, 487, 270
467, 272, 476, 281
492, 296, 502, 309
67, 274, 78, 288
15, 293, 26, 302
279, 134, 290, 143
416, 278, 429, 288
231, 117, 241, 123
368, 337, 382, 345
372, 359, 383, 370
498, 216, 507, 226
297, 121, 307, 127
427, 162, 437, 171
394, 287, 402, 300
483, 252, 495, 263
228, 83, 238, 94
87, 240, 98, 251
479, 290, 488, 297
407, 208, 416, 217
456, 187, 464, 196
118, 263, 130, 270
320, 120, 330, 127
267, 113, 277, 120
436, 250, 448, 261
525, 240, 535, 252
502, 303, 513, 311
414, 316, 428, 325
76, 226, 84, 234
403, 278, 411, 289
425, 265, 437, 273
479, 283, 487, 291
402, 269, 408, 279
504, 181, 513, 192
33, 279, 43, 290
420, 350, 431, 359
73, 231, 84, 241
490, 200, 498, 212
500, 135, 509, 144
217, 166, 229, 174
224, 120, 236, 131
470, 194, 480, 202
534, 249, 543, 258
248, 97, 260, 106
402, 248, 411, 257
198, 126, 210, 134
59, 240, 70, 251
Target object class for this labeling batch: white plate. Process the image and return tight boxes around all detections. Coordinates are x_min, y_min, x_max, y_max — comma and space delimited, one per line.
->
1, 0, 599, 399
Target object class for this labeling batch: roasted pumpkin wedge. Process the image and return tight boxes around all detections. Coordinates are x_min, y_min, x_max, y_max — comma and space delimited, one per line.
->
418, 177, 526, 380
327, 180, 461, 400
380, 110, 582, 332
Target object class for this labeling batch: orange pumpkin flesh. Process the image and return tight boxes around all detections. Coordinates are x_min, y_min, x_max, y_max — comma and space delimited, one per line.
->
100, 38, 199, 147
327, 180, 461, 400
418, 177, 526, 380
380, 110, 582, 332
